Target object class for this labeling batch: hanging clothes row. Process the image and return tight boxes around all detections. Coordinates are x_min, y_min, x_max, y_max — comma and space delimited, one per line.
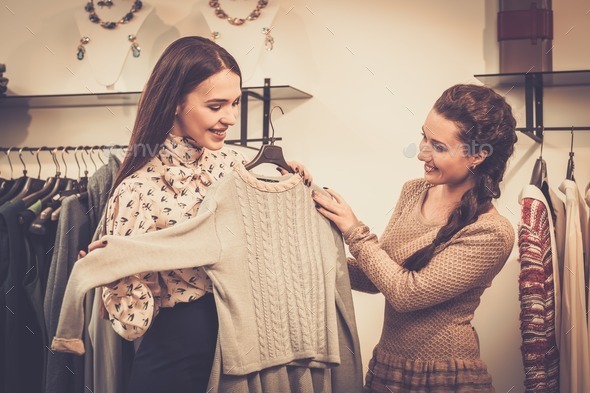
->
518, 132, 590, 393
0, 145, 124, 393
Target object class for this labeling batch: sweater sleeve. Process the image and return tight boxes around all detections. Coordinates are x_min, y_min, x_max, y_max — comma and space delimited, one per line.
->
51, 194, 222, 355
101, 180, 161, 341
344, 180, 422, 295
344, 220, 514, 313
347, 257, 379, 294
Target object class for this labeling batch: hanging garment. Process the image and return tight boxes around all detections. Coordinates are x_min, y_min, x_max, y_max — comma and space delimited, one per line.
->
44, 194, 92, 393
586, 182, 590, 323
51, 163, 363, 392
558, 179, 590, 393
20, 199, 55, 393
0, 199, 45, 393
84, 154, 135, 393
343, 179, 514, 393
517, 184, 561, 392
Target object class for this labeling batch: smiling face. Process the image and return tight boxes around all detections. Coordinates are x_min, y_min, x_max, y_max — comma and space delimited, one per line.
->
171, 70, 242, 151
417, 109, 483, 187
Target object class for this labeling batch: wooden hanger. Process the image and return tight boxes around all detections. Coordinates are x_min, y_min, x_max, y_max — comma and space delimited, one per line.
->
244, 106, 294, 174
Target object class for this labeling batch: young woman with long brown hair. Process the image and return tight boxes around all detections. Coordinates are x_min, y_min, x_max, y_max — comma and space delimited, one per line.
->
313, 84, 517, 392
79, 36, 311, 393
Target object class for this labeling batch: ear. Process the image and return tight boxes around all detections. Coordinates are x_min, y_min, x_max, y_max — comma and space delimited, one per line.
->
471, 149, 488, 168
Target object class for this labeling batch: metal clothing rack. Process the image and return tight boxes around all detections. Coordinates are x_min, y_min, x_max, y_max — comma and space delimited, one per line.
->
0, 79, 313, 150
474, 70, 590, 143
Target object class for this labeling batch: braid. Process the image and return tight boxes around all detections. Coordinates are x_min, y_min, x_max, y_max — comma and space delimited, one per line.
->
403, 84, 516, 272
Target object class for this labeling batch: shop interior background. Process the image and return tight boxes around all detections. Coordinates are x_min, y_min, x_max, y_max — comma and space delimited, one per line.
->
1, 1, 590, 392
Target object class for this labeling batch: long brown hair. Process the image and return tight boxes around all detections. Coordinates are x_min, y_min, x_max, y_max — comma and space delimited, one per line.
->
110, 36, 241, 200
403, 84, 517, 271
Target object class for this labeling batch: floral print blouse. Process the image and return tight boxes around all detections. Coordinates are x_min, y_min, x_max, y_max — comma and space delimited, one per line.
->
101, 134, 245, 340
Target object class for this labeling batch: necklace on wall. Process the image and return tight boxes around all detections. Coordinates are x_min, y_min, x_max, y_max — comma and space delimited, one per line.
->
209, 0, 268, 26
77, 0, 143, 60
208, 0, 274, 50
84, 0, 143, 29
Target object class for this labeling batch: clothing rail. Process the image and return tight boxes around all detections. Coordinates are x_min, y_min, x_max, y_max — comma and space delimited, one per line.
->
0, 138, 281, 153
517, 127, 590, 143
0, 145, 127, 152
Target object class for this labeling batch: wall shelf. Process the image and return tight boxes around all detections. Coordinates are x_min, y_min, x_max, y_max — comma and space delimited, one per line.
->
474, 70, 590, 143
0, 80, 312, 149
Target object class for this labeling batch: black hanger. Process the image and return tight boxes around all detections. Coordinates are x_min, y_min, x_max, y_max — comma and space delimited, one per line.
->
40, 147, 69, 207
0, 156, 13, 198
566, 127, 575, 181
23, 147, 58, 208
8, 148, 45, 203
244, 106, 294, 174
0, 148, 27, 205
529, 128, 556, 217
530, 128, 548, 188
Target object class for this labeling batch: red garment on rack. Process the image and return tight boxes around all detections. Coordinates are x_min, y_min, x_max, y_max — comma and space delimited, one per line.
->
518, 196, 559, 393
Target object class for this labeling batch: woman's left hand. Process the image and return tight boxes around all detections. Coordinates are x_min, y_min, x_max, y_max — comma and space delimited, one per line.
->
277, 161, 313, 187
312, 188, 360, 234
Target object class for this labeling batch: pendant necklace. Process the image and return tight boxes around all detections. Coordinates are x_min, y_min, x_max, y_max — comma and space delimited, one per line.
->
77, 0, 143, 60
208, 0, 274, 50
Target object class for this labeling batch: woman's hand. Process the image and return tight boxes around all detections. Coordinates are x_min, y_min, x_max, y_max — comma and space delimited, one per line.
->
312, 188, 360, 234
78, 238, 120, 287
277, 161, 313, 187
77, 238, 108, 260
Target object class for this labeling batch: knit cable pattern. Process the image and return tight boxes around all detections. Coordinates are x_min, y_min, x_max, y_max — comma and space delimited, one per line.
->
236, 177, 268, 360
234, 175, 324, 363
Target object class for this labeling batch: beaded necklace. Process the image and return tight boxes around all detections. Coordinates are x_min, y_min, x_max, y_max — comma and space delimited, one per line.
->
84, 0, 143, 29
209, 0, 268, 26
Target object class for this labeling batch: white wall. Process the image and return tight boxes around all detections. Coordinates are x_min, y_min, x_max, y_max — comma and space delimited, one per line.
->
2, 1, 590, 392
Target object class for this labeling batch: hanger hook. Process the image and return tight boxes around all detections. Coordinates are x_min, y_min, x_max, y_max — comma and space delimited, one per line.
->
6, 148, 14, 179
52, 147, 60, 176
269, 105, 284, 144
35, 147, 43, 179
61, 147, 69, 178
18, 147, 28, 177
539, 126, 545, 158
570, 126, 574, 154
81, 147, 89, 176
89, 146, 98, 172
73, 146, 81, 179
98, 146, 106, 166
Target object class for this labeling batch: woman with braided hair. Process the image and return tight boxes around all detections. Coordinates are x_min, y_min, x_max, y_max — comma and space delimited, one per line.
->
313, 84, 517, 392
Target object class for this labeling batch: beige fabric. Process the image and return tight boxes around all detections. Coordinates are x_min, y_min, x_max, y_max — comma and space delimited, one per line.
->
558, 179, 590, 393
344, 179, 514, 391
52, 164, 352, 377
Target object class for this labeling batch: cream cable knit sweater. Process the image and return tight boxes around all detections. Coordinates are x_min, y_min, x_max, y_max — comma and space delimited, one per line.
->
52, 164, 354, 377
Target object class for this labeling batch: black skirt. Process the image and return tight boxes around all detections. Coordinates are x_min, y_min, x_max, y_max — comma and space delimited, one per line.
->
126, 294, 218, 393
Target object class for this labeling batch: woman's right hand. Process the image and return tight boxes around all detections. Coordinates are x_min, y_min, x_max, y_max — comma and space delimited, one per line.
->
78, 238, 120, 287
77, 238, 108, 260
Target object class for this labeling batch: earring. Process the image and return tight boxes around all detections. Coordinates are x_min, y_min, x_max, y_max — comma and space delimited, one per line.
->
210, 31, 220, 42
77, 36, 90, 60
128, 35, 141, 57
262, 27, 274, 51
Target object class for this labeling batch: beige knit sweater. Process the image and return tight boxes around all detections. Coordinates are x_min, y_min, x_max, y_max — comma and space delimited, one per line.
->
344, 178, 515, 360
52, 164, 361, 379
